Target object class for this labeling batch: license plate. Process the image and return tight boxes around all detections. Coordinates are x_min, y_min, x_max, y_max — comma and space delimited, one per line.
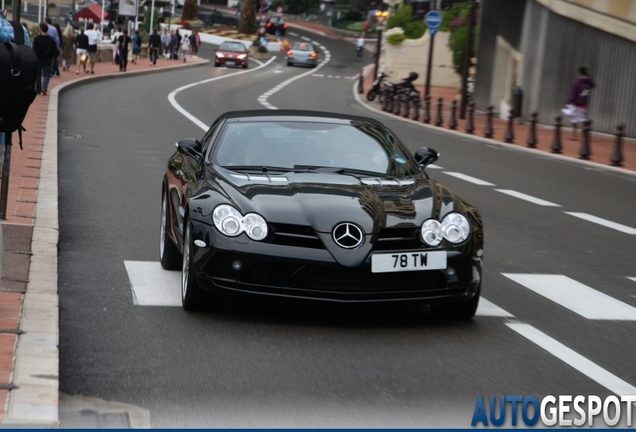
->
226, 60, 235, 65
371, 251, 447, 273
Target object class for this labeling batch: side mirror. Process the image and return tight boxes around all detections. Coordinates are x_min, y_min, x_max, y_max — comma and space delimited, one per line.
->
414, 147, 439, 167
176, 138, 203, 159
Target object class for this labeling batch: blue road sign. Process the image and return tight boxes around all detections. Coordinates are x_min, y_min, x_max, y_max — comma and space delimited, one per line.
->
425, 10, 442, 29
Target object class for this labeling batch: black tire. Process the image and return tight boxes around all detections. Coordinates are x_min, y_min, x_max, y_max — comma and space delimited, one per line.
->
181, 219, 224, 311
214, 62, 220, 67
243, 62, 248, 69
160, 191, 181, 270
366, 90, 377, 101
430, 286, 480, 320
287, 61, 292, 66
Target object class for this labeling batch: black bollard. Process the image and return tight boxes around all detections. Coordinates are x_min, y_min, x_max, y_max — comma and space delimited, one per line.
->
504, 109, 515, 143
465, 102, 475, 134
383, 88, 393, 112
610, 124, 624, 167
448, 100, 457, 130
551, 116, 562, 154
483, 105, 494, 138
393, 91, 401, 115
358, 68, 364, 94
526, 111, 538, 148
434, 97, 443, 127
402, 92, 411, 118
579, 120, 592, 160
423, 95, 431, 124
411, 93, 420, 121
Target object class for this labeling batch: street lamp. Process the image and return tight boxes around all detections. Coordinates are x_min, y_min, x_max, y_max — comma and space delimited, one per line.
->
373, 9, 388, 79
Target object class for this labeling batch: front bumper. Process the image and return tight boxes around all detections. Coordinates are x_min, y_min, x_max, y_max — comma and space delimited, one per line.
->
287, 56, 317, 66
217, 57, 247, 67
190, 222, 482, 304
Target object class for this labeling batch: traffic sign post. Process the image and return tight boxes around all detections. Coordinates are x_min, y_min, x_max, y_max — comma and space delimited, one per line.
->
423, 10, 442, 98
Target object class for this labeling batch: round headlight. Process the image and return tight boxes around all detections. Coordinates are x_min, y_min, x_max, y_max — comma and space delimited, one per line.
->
213, 205, 244, 237
244, 213, 268, 241
421, 219, 443, 246
441, 213, 470, 243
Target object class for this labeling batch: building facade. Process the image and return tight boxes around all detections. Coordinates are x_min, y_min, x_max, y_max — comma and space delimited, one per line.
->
474, 0, 636, 137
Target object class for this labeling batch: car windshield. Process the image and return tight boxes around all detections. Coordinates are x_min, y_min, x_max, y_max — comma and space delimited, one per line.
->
292, 42, 314, 52
211, 121, 419, 177
219, 42, 246, 51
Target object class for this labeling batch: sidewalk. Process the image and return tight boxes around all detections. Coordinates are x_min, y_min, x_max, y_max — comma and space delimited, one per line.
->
0, 54, 208, 426
355, 64, 636, 172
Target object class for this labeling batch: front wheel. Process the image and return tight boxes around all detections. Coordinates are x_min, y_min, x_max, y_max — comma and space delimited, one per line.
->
160, 191, 181, 270
366, 90, 377, 101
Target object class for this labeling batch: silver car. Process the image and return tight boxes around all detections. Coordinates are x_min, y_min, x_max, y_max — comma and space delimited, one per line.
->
286, 42, 319, 68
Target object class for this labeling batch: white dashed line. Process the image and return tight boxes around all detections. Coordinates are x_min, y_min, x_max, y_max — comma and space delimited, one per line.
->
289, 32, 298, 36
564, 212, 636, 235
426, 164, 444, 170
506, 322, 636, 396
628, 277, 636, 283
301, 36, 311, 41
312, 74, 324, 77
495, 189, 561, 206
443, 172, 496, 186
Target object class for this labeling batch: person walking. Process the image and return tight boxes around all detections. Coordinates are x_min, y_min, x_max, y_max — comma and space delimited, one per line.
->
131, 29, 141, 64
180, 33, 189, 62
75, 26, 89, 74
148, 27, 161, 66
564, 66, 596, 140
43, 17, 60, 76
161, 28, 170, 58
117, 28, 131, 72
60, 24, 75, 71
32, 23, 57, 96
84, 22, 99, 74
111, 26, 122, 64
189, 29, 200, 58
53, 22, 63, 76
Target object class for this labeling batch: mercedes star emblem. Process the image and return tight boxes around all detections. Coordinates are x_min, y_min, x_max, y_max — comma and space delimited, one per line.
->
332, 223, 364, 249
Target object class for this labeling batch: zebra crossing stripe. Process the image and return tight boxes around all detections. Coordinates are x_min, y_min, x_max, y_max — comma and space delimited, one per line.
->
564, 212, 636, 235
627, 277, 636, 283
443, 172, 495, 186
476, 298, 514, 317
495, 189, 560, 206
503, 274, 636, 320
125, 261, 181, 306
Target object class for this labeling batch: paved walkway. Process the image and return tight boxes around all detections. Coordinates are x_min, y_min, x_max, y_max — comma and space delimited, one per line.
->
2, 16, 636, 427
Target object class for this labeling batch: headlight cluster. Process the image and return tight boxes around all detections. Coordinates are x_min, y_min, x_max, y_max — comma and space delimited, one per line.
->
421, 213, 470, 246
237, 54, 247, 59
216, 52, 225, 58
212, 205, 268, 241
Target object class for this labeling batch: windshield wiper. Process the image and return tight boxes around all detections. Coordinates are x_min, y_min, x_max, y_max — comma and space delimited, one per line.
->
292, 165, 392, 178
223, 165, 291, 173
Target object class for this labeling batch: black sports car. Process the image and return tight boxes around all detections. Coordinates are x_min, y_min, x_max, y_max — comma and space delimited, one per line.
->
160, 110, 483, 318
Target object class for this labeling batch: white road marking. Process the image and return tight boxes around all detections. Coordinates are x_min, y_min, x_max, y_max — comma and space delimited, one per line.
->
495, 189, 561, 206
503, 274, 636, 320
289, 32, 298, 36
301, 36, 311, 41
426, 164, 443, 170
564, 212, 636, 235
124, 261, 181, 306
476, 298, 514, 317
312, 74, 324, 77
168, 56, 277, 131
443, 172, 495, 186
275, 70, 284, 73
506, 322, 636, 396
628, 277, 636, 283
257, 46, 331, 109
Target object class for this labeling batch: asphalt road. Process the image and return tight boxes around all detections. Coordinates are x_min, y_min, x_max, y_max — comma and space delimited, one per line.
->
56, 28, 636, 427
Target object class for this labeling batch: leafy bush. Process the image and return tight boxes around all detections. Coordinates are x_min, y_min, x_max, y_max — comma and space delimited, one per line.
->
257, 45, 268, 53
386, 5, 414, 31
386, 33, 406, 44
182, 0, 198, 21
403, 20, 426, 39
239, 0, 257, 34
445, 1, 478, 75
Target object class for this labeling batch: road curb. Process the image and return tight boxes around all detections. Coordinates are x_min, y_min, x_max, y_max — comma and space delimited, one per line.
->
351, 81, 636, 178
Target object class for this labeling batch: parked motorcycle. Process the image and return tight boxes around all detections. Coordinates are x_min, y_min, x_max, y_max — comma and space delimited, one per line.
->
366, 72, 387, 102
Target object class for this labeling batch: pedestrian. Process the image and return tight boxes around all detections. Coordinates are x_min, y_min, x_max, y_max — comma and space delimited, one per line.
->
60, 24, 75, 71
563, 66, 596, 140
161, 28, 170, 59
44, 17, 60, 76
169, 29, 177, 59
75, 25, 89, 75
148, 27, 161, 66
117, 28, 131, 71
53, 22, 63, 76
111, 26, 122, 64
188, 29, 200, 58
131, 29, 141, 64
84, 22, 99, 74
180, 33, 189, 62
32, 22, 57, 96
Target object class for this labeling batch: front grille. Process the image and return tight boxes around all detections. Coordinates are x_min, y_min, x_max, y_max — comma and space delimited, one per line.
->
373, 227, 422, 251
269, 223, 324, 249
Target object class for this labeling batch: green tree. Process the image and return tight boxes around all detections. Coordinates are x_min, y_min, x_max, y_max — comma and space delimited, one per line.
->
385, 5, 426, 39
182, 0, 198, 20
142, 7, 160, 33
239, 0, 257, 34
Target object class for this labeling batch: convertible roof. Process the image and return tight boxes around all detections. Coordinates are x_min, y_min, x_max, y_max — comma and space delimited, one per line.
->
219, 110, 383, 125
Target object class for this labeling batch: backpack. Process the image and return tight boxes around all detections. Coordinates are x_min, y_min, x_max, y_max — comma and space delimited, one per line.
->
0, 21, 38, 136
